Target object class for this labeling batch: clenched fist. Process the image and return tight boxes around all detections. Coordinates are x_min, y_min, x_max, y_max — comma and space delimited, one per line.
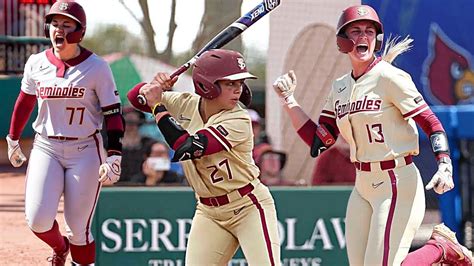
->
425, 158, 454, 194
273, 70, 298, 107
6, 135, 27, 167
139, 72, 178, 109
98, 155, 122, 185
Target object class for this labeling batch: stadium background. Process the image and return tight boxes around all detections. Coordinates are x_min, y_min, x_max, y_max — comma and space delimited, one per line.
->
0, 0, 473, 265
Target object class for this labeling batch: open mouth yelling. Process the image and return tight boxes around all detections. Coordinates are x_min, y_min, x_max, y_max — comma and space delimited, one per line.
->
356, 44, 369, 55
55, 36, 65, 47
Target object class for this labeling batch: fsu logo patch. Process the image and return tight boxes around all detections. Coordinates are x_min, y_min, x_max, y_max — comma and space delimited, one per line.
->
357, 7, 368, 16
237, 58, 246, 70
59, 3, 69, 10
216, 125, 229, 136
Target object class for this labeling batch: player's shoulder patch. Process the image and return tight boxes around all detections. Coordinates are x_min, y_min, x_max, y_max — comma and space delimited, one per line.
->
414, 96, 424, 104
216, 125, 229, 136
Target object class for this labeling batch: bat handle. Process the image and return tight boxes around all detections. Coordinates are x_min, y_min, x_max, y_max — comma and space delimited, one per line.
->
137, 58, 197, 106
170, 64, 190, 79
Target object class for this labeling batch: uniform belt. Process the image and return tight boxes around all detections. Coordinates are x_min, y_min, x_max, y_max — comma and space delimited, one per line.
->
354, 155, 413, 172
199, 182, 255, 207
47, 130, 99, 141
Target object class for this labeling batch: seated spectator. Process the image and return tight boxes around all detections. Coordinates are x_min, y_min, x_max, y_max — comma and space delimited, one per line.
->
312, 138, 355, 185
130, 141, 185, 186
248, 109, 271, 162
119, 106, 155, 182
254, 143, 296, 186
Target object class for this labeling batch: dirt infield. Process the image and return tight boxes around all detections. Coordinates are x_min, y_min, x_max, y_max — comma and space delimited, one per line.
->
0, 167, 72, 265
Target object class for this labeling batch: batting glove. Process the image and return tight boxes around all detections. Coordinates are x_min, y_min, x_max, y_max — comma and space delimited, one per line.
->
6, 135, 27, 167
425, 158, 454, 194
98, 155, 122, 185
273, 70, 299, 108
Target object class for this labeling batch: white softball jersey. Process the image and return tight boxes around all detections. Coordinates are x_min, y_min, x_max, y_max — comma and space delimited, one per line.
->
21, 49, 120, 138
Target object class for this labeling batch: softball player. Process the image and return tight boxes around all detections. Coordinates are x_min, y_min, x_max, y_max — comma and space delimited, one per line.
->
5, 1, 124, 265
273, 4, 472, 266
128, 49, 281, 265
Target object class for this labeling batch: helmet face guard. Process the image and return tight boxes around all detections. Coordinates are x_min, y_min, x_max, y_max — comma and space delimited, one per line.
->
44, 1, 87, 44
192, 49, 256, 107
336, 5, 383, 53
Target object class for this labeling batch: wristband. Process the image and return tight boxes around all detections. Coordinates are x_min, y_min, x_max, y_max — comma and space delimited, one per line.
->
152, 102, 167, 116
437, 156, 451, 165
429, 131, 450, 156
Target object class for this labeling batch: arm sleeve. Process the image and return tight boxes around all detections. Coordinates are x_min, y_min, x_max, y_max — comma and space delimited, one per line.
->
102, 103, 125, 155
9, 91, 37, 140
127, 82, 151, 113
412, 108, 449, 160
412, 108, 445, 136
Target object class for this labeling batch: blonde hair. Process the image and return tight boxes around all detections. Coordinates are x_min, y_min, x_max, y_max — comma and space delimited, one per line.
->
381, 35, 414, 64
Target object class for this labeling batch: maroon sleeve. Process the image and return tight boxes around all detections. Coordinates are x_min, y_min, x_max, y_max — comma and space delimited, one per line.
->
127, 82, 152, 113
199, 130, 226, 155
9, 91, 36, 140
412, 108, 444, 136
413, 108, 450, 160
297, 119, 318, 147
102, 103, 125, 155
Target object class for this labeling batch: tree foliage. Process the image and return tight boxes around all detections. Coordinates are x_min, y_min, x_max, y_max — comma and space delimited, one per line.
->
119, 0, 243, 63
81, 24, 146, 56
81, 0, 266, 87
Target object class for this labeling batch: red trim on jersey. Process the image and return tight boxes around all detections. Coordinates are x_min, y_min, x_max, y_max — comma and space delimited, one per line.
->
198, 129, 226, 155
208, 126, 233, 150
352, 57, 382, 80
9, 91, 36, 140
321, 109, 335, 117
127, 82, 152, 113
383, 170, 398, 266
248, 193, 276, 266
45, 47, 93, 78
297, 119, 317, 147
402, 103, 428, 119
170, 128, 226, 156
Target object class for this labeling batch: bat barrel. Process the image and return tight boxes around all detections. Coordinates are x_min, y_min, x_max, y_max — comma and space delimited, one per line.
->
136, 0, 281, 107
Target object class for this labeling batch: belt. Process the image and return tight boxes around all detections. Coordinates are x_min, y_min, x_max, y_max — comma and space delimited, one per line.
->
47, 130, 99, 141
199, 182, 255, 207
354, 155, 413, 172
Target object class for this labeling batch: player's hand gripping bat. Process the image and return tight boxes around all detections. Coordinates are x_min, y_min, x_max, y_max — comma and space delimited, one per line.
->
137, 0, 282, 105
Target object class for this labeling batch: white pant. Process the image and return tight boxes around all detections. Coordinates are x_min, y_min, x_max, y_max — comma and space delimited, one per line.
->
25, 133, 105, 245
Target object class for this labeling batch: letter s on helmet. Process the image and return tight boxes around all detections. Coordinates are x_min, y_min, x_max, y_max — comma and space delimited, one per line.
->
336, 5, 383, 53
192, 49, 256, 107
44, 1, 86, 43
